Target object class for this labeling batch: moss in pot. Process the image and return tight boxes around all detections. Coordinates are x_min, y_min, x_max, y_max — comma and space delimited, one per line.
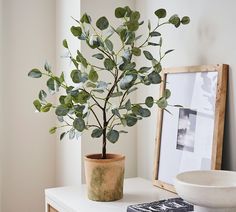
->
28, 6, 190, 201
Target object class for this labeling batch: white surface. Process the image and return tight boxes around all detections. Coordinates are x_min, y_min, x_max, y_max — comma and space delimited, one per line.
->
45, 178, 177, 212
1, 0, 56, 211
136, 0, 236, 180
175, 170, 236, 210
158, 72, 218, 185
80, 0, 137, 183
56, 0, 82, 187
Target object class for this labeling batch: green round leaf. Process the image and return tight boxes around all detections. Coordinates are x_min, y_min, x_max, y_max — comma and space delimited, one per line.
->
88, 68, 98, 82
96, 16, 109, 30
143, 50, 153, 60
164, 89, 171, 99
120, 75, 134, 90
33, 99, 42, 112
139, 108, 151, 117
47, 78, 55, 91
148, 71, 161, 84
181, 16, 190, 25
132, 47, 141, 56
28, 69, 42, 78
155, 9, 167, 18
91, 128, 103, 138
105, 39, 113, 51
71, 26, 82, 36
104, 58, 115, 70
169, 15, 181, 28
157, 97, 168, 109
145, 96, 154, 108
70, 69, 82, 83
126, 21, 139, 32
55, 105, 69, 116
126, 115, 138, 127
150, 31, 161, 37
115, 7, 126, 18
107, 130, 119, 143
73, 117, 85, 132
62, 39, 68, 48
131, 11, 140, 21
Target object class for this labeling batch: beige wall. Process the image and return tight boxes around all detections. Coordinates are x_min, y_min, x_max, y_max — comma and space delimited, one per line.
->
136, 0, 236, 179
1, 0, 56, 211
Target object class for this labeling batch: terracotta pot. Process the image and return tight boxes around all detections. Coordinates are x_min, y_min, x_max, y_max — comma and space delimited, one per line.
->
84, 153, 125, 201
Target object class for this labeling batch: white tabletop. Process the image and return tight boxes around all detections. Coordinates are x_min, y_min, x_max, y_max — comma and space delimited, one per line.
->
45, 177, 178, 212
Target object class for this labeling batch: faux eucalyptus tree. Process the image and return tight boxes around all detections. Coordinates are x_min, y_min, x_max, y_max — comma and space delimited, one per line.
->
28, 6, 190, 159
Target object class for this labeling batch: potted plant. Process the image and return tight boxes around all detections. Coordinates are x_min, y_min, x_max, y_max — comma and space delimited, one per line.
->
28, 6, 190, 201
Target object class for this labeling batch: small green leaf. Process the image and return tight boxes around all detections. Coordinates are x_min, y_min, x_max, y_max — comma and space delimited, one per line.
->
73, 117, 85, 132
107, 130, 119, 143
155, 9, 167, 18
130, 11, 140, 21
157, 97, 168, 109
77, 91, 90, 104
91, 128, 103, 138
139, 67, 151, 73
41, 103, 52, 112
80, 13, 91, 24
148, 42, 159, 46
92, 53, 104, 60
39, 90, 47, 101
33, 100, 42, 112
47, 78, 55, 91
120, 75, 134, 90
69, 128, 75, 139
28, 69, 42, 78
132, 47, 141, 56
49, 127, 57, 134
148, 20, 151, 31
139, 108, 151, 117
88, 68, 98, 82
71, 26, 82, 36
148, 71, 161, 84
112, 108, 121, 118
104, 58, 115, 70
126, 21, 139, 31
115, 7, 126, 18
60, 132, 66, 140
105, 39, 113, 51
169, 15, 181, 28
62, 39, 68, 48
165, 49, 175, 55
70, 69, 82, 83
96, 16, 109, 30
44, 62, 51, 72
181, 16, 190, 25
164, 89, 171, 99
143, 50, 153, 60
86, 81, 96, 88
145, 96, 154, 108
55, 105, 69, 116
125, 99, 132, 111
150, 31, 161, 37
126, 115, 138, 127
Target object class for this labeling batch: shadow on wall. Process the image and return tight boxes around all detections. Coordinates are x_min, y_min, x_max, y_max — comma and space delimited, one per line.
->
222, 66, 234, 170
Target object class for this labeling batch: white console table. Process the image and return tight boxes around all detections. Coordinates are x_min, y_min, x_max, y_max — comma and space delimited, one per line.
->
45, 177, 178, 212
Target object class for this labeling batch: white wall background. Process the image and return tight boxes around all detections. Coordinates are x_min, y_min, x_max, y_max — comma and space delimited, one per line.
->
136, 0, 236, 179
1, 0, 56, 211
56, 0, 82, 187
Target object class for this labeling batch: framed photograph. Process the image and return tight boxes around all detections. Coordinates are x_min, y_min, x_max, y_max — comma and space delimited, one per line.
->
153, 64, 228, 193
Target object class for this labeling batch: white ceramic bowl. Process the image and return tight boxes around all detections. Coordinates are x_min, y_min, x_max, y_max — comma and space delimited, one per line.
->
174, 170, 236, 209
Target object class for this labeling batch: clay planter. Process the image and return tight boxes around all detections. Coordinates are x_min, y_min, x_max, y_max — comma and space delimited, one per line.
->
84, 153, 125, 201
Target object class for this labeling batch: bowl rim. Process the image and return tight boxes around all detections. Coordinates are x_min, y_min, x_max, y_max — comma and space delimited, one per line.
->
175, 170, 236, 189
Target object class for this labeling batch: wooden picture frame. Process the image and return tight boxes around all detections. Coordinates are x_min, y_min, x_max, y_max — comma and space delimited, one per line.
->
153, 64, 228, 193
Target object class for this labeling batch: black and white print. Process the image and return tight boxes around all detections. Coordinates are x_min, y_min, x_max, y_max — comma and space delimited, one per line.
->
176, 108, 197, 152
